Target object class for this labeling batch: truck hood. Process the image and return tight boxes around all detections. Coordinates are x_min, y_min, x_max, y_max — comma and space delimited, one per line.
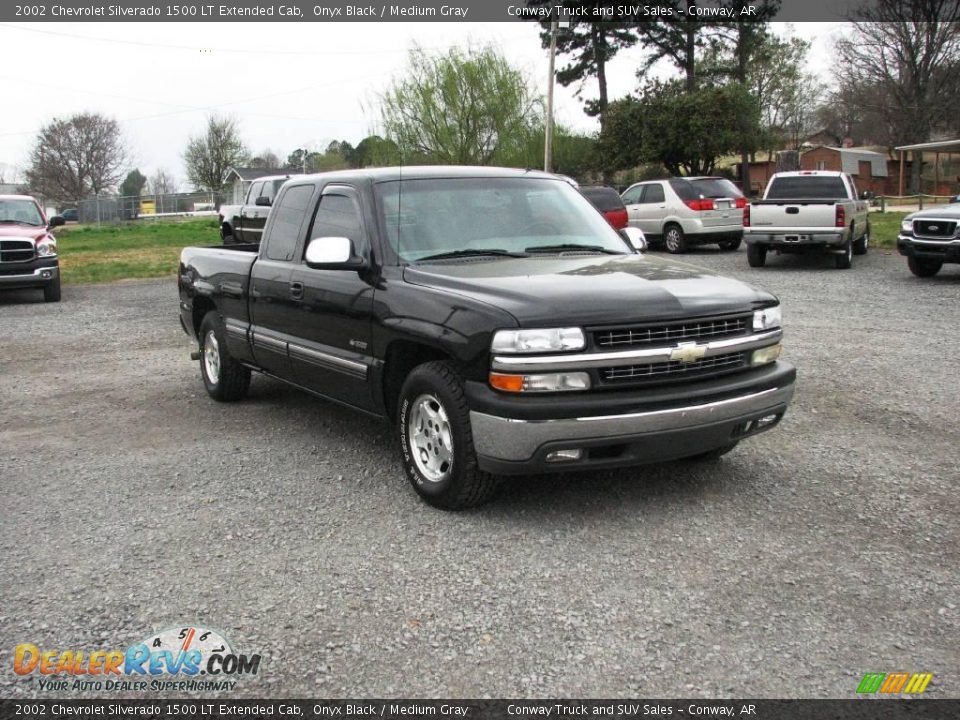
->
0, 225, 51, 242
905, 203, 960, 220
403, 254, 777, 326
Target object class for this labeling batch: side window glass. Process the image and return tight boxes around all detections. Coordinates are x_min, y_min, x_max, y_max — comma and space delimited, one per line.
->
261, 180, 280, 203
265, 185, 314, 262
621, 186, 642, 205
307, 193, 363, 254
644, 185, 665, 204
248, 182, 263, 203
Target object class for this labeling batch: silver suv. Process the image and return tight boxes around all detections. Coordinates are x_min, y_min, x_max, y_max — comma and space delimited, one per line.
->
621, 177, 746, 253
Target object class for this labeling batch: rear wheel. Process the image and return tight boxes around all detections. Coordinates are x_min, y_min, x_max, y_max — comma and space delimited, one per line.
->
747, 244, 767, 267
835, 239, 853, 269
199, 311, 250, 401
397, 361, 498, 510
43, 275, 61, 303
718, 237, 742, 251
663, 224, 687, 254
853, 223, 869, 255
907, 256, 943, 277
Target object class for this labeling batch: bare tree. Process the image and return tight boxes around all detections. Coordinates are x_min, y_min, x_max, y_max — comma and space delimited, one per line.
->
149, 168, 178, 195
183, 115, 249, 191
26, 113, 126, 201
250, 150, 281, 169
837, 0, 960, 191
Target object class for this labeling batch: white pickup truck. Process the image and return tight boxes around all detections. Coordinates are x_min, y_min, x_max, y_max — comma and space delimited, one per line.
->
743, 171, 870, 269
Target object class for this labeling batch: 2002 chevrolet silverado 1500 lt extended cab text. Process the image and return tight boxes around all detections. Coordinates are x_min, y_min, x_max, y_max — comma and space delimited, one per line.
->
179, 167, 796, 509
744, 171, 870, 269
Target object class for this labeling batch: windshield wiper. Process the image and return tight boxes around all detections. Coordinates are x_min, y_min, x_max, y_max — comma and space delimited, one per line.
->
525, 244, 625, 255
0, 219, 40, 225
416, 248, 529, 262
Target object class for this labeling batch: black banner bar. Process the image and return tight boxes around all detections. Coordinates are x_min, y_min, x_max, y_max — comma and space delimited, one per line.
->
0, 700, 957, 720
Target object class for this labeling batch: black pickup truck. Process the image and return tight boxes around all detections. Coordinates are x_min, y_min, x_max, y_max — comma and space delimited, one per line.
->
179, 167, 795, 509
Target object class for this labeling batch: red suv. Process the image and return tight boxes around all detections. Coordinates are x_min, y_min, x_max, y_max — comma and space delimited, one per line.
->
0, 195, 65, 302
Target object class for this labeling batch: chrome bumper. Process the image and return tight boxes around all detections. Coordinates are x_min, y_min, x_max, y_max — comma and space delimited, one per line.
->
744, 231, 845, 246
470, 383, 794, 464
0, 265, 58, 287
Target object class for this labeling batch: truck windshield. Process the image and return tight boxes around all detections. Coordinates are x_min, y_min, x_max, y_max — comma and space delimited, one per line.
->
375, 177, 631, 262
0, 199, 44, 226
766, 176, 847, 200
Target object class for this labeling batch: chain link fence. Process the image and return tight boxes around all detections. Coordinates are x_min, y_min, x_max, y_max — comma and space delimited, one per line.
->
66, 192, 222, 225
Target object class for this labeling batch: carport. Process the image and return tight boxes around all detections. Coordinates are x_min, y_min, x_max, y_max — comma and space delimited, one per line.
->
895, 138, 960, 196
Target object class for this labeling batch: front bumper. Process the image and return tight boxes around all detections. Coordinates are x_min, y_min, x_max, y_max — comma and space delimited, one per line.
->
897, 235, 960, 263
468, 362, 795, 474
0, 260, 59, 289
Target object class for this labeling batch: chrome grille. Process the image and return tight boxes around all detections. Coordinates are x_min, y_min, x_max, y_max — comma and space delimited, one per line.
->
600, 352, 747, 383
0, 239, 35, 263
594, 315, 750, 348
913, 219, 956, 239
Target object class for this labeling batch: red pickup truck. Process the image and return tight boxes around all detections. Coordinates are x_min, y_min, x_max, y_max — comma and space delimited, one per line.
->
0, 195, 66, 302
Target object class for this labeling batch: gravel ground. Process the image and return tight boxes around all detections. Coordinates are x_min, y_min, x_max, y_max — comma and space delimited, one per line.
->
1, 246, 958, 700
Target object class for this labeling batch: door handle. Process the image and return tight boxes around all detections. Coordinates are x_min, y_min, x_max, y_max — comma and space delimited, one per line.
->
290, 281, 304, 300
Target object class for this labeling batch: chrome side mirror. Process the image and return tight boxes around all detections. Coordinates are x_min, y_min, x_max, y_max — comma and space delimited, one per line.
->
304, 236, 365, 269
620, 226, 647, 253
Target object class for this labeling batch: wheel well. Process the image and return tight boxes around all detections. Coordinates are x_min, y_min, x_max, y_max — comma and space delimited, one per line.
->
382, 341, 449, 421
192, 297, 216, 337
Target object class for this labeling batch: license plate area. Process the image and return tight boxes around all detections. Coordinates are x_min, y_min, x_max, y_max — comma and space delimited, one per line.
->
784, 235, 801, 243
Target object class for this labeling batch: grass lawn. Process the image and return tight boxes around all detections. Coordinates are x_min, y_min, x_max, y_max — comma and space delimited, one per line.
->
55, 218, 219, 285
869, 211, 909, 249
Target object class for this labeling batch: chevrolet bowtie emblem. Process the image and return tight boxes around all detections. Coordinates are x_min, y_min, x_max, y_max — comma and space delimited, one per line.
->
670, 342, 707, 363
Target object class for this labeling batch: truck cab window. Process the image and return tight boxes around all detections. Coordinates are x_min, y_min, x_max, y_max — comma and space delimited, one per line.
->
248, 182, 264, 203
265, 184, 314, 261
307, 194, 363, 252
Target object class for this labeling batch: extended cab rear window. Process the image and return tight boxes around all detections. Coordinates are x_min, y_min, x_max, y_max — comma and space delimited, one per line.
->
766, 176, 847, 199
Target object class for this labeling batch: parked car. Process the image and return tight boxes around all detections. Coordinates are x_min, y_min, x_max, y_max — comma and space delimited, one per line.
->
580, 186, 629, 230
179, 167, 795, 510
60, 208, 79, 223
744, 171, 870, 269
0, 195, 65, 302
620, 177, 745, 253
897, 204, 960, 277
218, 174, 291, 244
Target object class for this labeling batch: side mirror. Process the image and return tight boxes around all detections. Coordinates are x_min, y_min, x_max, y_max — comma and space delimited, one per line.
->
620, 226, 647, 253
305, 236, 366, 269
860, 190, 873, 200
48, 215, 66, 228
255, 196, 272, 207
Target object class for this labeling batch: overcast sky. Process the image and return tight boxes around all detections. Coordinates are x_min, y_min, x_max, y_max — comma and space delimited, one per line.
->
0, 21, 847, 187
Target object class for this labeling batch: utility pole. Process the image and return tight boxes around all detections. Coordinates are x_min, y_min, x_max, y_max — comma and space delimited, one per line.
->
544, 20, 558, 173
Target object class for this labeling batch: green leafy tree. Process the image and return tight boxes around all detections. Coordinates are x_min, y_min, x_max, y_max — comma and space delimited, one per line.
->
379, 44, 543, 165
183, 115, 249, 191
352, 135, 402, 168
119, 169, 147, 197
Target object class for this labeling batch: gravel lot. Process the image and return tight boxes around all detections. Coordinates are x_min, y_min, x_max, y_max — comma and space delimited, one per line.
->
1, 246, 958, 699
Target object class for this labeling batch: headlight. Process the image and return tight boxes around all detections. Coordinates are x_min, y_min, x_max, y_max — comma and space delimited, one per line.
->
751, 344, 782, 367
900, 219, 913, 233
753, 306, 781, 332
36, 240, 57, 257
491, 327, 585, 354
489, 372, 591, 393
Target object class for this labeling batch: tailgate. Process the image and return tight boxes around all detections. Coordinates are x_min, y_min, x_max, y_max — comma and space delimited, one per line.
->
749, 202, 837, 229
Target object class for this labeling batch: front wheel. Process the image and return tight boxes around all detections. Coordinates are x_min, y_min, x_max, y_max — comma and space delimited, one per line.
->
663, 224, 687, 254
907, 256, 943, 277
43, 275, 61, 302
397, 361, 498, 510
199, 311, 251, 401
747, 244, 767, 267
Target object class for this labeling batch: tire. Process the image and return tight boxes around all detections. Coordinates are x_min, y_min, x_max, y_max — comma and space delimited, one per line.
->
747, 244, 766, 267
397, 361, 498, 510
663, 224, 687, 254
718, 237, 742, 251
221, 224, 235, 245
199, 311, 251, 402
853, 223, 869, 255
687, 442, 739, 462
907, 256, 943, 277
43, 274, 61, 303
835, 239, 853, 269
